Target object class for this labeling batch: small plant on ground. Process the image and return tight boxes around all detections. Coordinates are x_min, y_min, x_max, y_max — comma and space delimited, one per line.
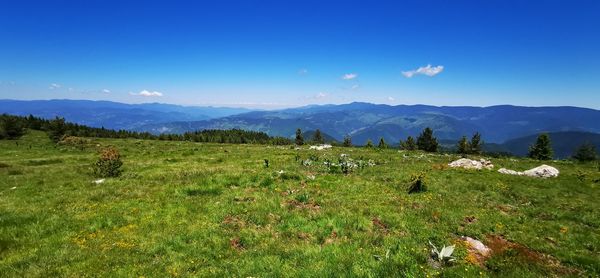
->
93, 146, 123, 177
407, 172, 427, 193
429, 241, 456, 265
295, 192, 310, 204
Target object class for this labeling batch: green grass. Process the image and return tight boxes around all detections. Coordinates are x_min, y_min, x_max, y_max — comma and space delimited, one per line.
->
1, 130, 599, 277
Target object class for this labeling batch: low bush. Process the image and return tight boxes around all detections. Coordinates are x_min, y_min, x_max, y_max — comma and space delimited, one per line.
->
407, 172, 427, 193
92, 147, 123, 177
58, 136, 91, 149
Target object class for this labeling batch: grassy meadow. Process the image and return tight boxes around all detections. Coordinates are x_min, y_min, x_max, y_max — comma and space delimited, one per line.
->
1, 130, 599, 277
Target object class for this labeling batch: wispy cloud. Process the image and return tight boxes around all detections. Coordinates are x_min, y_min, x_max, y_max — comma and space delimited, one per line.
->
342, 73, 358, 80
315, 92, 328, 99
102, 89, 111, 94
387, 96, 395, 101
351, 84, 360, 90
298, 68, 308, 75
49, 83, 61, 89
132, 90, 163, 97
402, 64, 444, 78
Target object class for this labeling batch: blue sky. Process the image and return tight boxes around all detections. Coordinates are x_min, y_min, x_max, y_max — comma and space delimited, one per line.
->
0, 0, 599, 109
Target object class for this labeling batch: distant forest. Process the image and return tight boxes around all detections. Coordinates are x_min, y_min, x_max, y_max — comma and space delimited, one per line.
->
0, 113, 292, 145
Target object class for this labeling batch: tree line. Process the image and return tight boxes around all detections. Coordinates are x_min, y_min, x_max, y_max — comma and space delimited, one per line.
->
294, 126, 597, 162
2, 113, 596, 161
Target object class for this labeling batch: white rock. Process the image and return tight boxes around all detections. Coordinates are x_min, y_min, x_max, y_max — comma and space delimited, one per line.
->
461, 236, 491, 257
497, 168, 522, 176
523, 164, 559, 178
448, 158, 494, 170
309, 144, 332, 151
497, 164, 559, 178
93, 179, 105, 184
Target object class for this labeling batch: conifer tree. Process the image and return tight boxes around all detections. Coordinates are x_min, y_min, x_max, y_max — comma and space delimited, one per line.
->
457, 136, 469, 155
400, 136, 417, 150
416, 127, 438, 152
469, 132, 483, 154
528, 133, 553, 160
0, 114, 25, 139
572, 142, 597, 162
365, 139, 374, 148
343, 135, 352, 147
295, 128, 304, 145
313, 129, 324, 144
378, 137, 387, 149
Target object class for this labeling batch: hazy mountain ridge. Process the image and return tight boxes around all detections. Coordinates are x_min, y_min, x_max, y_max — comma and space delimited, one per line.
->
138, 102, 600, 144
0, 99, 252, 130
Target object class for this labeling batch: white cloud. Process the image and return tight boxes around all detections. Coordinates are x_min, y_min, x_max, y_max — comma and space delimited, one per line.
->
315, 92, 328, 99
387, 96, 395, 102
49, 83, 61, 89
402, 64, 444, 78
351, 84, 360, 90
102, 89, 111, 93
342, 73, 358, 80
134, 90, 163, 97
298, 68, 308, 75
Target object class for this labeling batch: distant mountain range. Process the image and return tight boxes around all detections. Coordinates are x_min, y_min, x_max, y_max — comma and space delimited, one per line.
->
136, 102, 600, 143
0, 99, 251, 130
1, 99, 599, 158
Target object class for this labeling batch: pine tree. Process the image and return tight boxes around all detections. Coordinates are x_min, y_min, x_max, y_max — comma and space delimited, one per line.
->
365, 139, 374, 148
572, 142, 597, 162
378, 137, 387, 149
343, 135, 352, 147
400, 136, 417, 150
295, 128, 304, 145
416, 127, 438, 152
48, 117, 67, 143
0, 114, 25, 139
528, 133, 553, 160
457, 136, 469, 155
313, 129, 324, 144
469, 132, 483, 154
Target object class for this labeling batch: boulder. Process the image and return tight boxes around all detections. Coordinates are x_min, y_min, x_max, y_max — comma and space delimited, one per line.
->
497, 164, 559, 178
522, 164, 559, 178
309, 144, 332, 151
448, 158, 494, 170
497, 168, 522, 176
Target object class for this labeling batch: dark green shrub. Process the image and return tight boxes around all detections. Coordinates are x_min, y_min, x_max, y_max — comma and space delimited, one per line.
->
572, 142, 597, 162
400, 136, 417, 151
47, 117, 67, 143
0, 114, 25, 139
93, 147, 123, 177
407, 172, 427, 193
